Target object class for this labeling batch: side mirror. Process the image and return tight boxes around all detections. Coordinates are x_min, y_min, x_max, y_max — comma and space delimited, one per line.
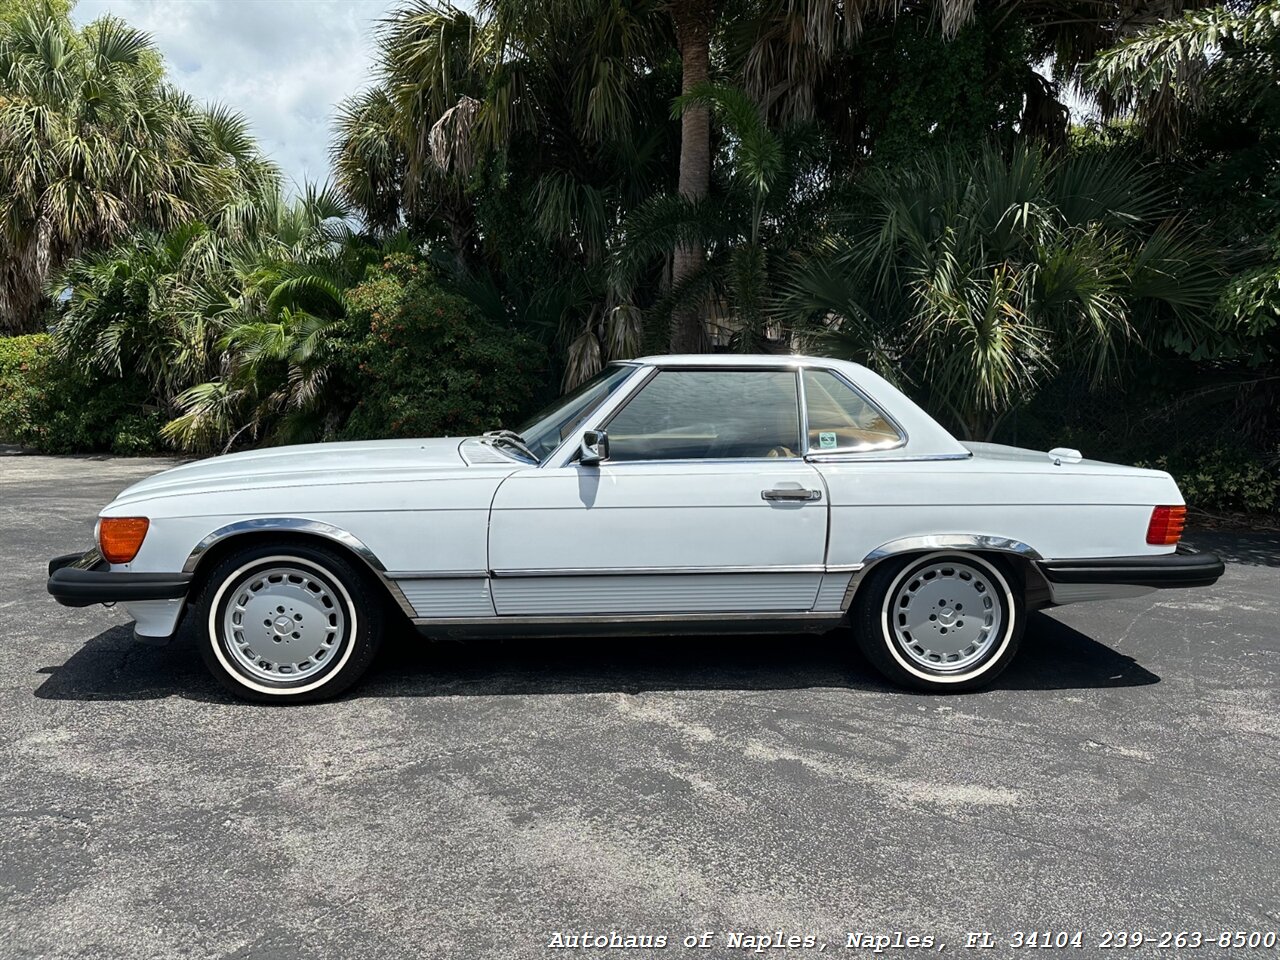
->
580, 429, 609, 465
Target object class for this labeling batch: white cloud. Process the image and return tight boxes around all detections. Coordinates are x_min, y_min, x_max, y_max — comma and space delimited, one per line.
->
73, 0, 398, 192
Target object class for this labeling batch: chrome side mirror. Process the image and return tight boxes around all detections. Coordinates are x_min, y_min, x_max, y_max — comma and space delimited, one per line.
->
579, 429, 609, 465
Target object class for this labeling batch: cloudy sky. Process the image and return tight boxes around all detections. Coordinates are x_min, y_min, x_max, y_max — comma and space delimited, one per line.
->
73, 0, 400, 191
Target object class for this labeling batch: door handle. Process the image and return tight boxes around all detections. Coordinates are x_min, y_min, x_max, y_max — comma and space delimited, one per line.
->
761, 488, 822, 502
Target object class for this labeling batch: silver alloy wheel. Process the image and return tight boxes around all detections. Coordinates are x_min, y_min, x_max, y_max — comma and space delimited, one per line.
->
220, 563, 347, 684
884, 555, 1005, 674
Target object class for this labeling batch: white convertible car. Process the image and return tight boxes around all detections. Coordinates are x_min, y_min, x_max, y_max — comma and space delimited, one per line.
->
48, 354, 1223, 701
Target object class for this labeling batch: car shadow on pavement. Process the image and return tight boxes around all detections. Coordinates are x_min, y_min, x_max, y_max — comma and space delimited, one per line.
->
1185, 531, 1280, 568
33, 611, 1158, 703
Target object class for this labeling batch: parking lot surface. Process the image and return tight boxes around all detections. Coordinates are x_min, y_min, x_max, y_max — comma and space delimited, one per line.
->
1, 453, 1277, 958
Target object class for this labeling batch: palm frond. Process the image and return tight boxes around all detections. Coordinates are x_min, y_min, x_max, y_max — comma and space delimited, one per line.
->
612, 192, 726, 288
1086, 2, 1279, 150
563, 324, 602, 390
674, 82, 782, 199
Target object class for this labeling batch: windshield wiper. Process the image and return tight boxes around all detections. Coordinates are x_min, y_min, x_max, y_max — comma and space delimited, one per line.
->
482, 430, 538, 462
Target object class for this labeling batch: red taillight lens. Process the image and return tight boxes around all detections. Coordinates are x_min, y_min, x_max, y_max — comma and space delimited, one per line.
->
1146, 505, 1186, 546
99, 517, 149, 563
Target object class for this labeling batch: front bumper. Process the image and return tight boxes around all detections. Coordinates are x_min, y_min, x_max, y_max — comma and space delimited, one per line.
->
1038, 544, 1224, 590
47, 549, 192, 608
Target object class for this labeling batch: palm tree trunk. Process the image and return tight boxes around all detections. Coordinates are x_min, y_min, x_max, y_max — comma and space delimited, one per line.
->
670, 0, 713, 354
0, 229, 53, 335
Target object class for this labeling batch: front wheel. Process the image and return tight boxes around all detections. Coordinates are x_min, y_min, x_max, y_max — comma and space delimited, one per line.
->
194, 542, 384, 703
851, 551, 1024, 692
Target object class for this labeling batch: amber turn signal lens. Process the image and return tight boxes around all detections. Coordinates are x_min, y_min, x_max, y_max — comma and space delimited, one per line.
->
1146, 505, 1186, 546
99, 517, 150, 563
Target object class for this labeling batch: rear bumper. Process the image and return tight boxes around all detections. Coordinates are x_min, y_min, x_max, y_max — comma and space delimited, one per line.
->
47, 549, 192, 608
1038, 544, 1224, 590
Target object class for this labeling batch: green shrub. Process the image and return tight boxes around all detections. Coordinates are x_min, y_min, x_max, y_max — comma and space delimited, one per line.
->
0, 333, 163, 455
1002, 364, 1280, 517
0, 334, 46, 446
1140, 450, 1280, 515
339, 256, 546, 440
110, 411, 165, 456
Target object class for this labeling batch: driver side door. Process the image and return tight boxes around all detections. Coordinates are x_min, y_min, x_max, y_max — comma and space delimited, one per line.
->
487, 367, 829, 616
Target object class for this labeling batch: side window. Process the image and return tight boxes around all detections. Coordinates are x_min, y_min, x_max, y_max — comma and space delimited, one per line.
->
606, 370, 800, 461
803, 369, 903, 452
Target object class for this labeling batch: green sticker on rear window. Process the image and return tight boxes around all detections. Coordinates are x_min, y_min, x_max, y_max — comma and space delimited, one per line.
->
819, 431, 837, 448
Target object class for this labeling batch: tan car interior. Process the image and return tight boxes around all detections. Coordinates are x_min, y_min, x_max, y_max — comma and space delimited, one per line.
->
803, 370, 901, 451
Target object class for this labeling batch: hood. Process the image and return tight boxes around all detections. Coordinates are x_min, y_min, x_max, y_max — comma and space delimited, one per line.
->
109, 437, 506, 508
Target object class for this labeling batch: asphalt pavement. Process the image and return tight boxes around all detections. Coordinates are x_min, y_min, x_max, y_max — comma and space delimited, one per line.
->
1, 453, 1277, 959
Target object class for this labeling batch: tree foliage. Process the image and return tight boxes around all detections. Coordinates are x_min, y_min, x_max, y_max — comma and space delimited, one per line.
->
0, 2, 277, 332
1089, 1, 1280, 150
1085, 1, 1280, 375
0, 0, 1274, 511
54, 183, 367, 452
615, 82, 827, 351
782, 143, 1220, 438
339, 253, 545, 440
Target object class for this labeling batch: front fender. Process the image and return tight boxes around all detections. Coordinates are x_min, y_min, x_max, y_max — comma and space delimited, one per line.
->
179, 517, 417, 620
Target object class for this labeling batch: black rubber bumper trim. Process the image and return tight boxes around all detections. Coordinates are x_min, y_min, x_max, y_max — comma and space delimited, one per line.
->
1038, 545, 1224, 589
47, 551, 192, 608
48, 552, 93, 576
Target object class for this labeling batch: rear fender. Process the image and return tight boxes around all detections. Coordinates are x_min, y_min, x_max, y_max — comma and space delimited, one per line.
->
842, 534, 1044, 611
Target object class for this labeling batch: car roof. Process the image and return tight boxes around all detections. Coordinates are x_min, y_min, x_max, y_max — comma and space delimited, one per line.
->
630, 353, 869, 372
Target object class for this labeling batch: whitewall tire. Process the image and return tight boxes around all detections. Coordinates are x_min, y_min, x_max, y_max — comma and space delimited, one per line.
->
851, 551, 1024, 692
195, 541, 384, 703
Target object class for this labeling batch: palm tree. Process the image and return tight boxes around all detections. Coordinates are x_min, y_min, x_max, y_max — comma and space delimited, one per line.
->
0, 0, 70, 29
335, 0, 1222, 368
55, 183, 363, 452
1085, 1, 1280, 369
333, 0, 679, 386
780, 143, 1221, 439
333, 1, 670, 232
615, 83, 824, 351
0, 5, 276, 333
337, 0, 1012, 362
54, 223, 228, 414
663, 0, 996, 350
332, 2, 491, 254
163, 185, 365, 451
667, 0, 718, 353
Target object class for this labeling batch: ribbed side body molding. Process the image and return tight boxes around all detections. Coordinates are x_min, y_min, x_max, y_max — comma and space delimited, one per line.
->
490, 573, 822, 616
813, 572, 854, 612
396, 578, 496, 618
1043, 582, 1154, 604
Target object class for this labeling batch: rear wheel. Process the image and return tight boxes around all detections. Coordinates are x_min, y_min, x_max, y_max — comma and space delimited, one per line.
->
195, 542, 384, 703
852, 551, 1024, 692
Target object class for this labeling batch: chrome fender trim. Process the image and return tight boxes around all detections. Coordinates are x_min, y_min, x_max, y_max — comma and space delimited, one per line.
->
182, 518, 417, 619
842, 534, 1043, 611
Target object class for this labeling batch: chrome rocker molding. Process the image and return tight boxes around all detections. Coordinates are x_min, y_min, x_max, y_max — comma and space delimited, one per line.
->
388, 569, 489, 579
841, 534, 1044, 611
411, 610, 847, 638
182, 517, 419, 620
490, 563, 829, 577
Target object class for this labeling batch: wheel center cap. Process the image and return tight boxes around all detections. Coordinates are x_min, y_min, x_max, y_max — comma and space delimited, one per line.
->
273, 615, 295, 637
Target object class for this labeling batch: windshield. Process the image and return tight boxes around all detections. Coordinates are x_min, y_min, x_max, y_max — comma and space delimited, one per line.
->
518, 364, 636, 461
